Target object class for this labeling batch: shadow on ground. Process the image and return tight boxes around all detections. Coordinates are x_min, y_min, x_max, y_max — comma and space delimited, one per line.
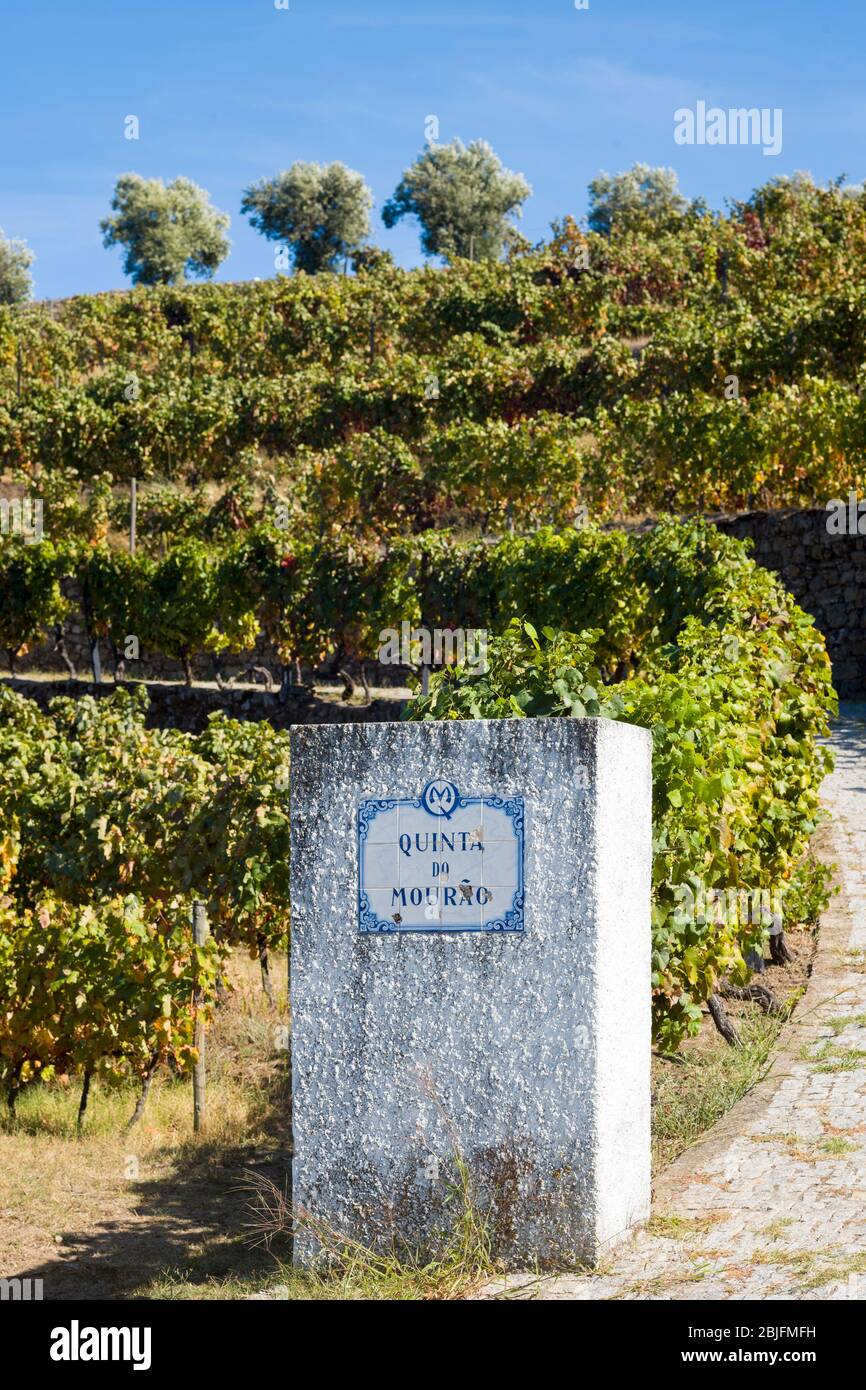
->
6, 1062, 292, 1301
832, 703, 866, 794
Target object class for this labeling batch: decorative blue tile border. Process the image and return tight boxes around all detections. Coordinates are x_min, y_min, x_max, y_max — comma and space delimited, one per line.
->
358, 779, 525, 934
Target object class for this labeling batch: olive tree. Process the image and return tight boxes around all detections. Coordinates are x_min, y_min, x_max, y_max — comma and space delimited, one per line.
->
241, 162, 373, 274
382, 138, 531, 262
101, 174, 230, 285
0, 230, 34, 304
587, 163, 687, 236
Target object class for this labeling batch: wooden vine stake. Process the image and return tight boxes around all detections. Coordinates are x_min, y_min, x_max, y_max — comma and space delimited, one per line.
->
129, 478, 137, 555
192, 900, 209, 1134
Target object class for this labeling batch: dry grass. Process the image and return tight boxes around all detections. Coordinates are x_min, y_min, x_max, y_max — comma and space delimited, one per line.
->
0, 951, 291, 1301
651, 1012, 784, 1172
651, 925, 815, 1172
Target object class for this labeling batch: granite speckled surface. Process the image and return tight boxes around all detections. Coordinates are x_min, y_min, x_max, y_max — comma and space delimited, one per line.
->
290, 716, 652, 1266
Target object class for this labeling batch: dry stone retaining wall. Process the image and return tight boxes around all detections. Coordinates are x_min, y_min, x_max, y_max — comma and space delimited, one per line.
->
1, 677, 405, 733
713, 509, 866, 697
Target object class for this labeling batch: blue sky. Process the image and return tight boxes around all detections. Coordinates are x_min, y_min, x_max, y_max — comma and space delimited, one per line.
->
2, 0, 864, 299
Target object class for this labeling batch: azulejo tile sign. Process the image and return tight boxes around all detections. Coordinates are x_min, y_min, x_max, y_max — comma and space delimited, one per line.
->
358, 778, 524, 933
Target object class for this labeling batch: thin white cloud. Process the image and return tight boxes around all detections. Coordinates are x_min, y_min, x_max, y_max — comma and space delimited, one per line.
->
467, 56, 690, 124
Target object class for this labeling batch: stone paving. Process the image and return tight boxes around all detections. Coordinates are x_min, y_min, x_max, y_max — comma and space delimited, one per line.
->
482, 704, 866, 1301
